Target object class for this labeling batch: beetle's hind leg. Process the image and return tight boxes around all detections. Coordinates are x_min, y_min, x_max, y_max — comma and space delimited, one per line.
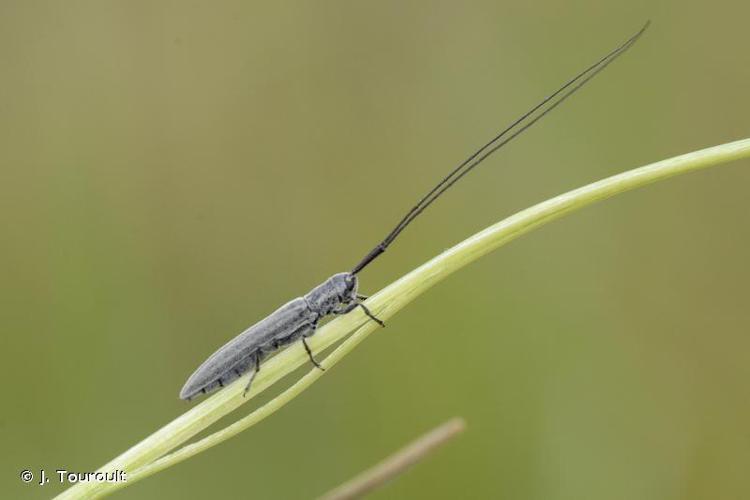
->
242, 356, 261, 397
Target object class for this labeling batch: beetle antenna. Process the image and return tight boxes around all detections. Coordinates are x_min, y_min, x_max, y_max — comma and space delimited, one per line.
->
351, 21, 649, 275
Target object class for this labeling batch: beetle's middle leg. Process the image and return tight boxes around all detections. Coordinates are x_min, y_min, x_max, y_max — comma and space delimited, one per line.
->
302, 337, 325, 371
295, 322, 325, 372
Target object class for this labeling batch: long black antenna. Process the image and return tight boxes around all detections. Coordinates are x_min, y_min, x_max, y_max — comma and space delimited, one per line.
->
351, 22, 650, 275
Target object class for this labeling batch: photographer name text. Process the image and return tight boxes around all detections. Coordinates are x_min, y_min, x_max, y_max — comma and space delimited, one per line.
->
20, 468, 127, 486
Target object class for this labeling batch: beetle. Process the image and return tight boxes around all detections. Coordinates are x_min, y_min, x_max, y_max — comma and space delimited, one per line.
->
180, 22, 649, 401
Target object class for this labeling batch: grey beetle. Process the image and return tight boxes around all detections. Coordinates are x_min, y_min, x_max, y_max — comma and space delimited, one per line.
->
180, 23, 649, 400
180, 273, 379, 399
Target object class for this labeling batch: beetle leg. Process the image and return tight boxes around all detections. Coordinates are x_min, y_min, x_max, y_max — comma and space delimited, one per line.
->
302, 337, 325, 371
242, 356, 261, 397
357, 303, 385, 327
334, 301, 386, 327
333, 302, 358, 315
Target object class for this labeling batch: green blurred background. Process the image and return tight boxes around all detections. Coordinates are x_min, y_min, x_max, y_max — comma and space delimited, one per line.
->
2, 1, 749, 499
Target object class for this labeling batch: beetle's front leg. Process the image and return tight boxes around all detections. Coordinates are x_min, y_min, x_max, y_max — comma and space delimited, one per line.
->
334, 301, 385, 327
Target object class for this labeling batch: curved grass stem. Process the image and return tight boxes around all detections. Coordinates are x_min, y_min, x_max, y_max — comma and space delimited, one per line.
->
56, 138, 750, 499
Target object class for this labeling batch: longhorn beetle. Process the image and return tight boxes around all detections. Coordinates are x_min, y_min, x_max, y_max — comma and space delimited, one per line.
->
180, 22, 649, 400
